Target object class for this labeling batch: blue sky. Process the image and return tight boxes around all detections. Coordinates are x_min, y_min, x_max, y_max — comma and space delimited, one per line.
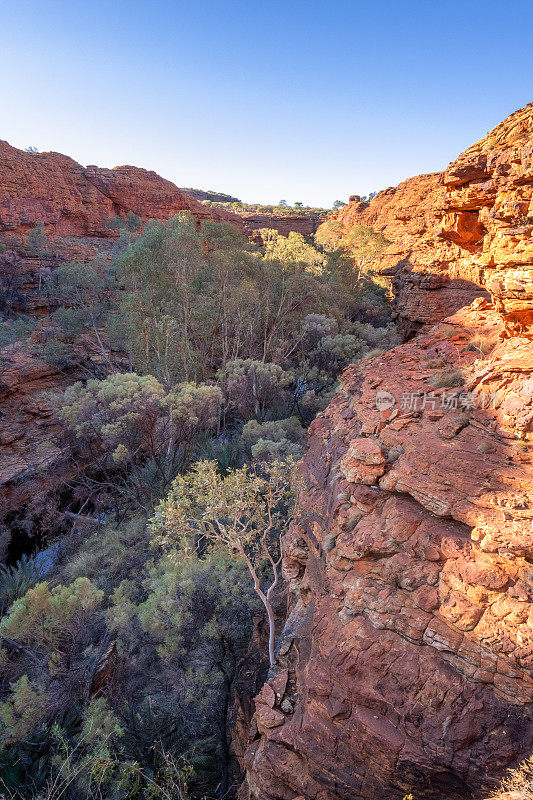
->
1, 0, 532, 207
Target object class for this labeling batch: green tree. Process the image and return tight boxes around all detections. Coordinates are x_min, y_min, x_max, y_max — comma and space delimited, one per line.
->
217, 358, 292, 421
151, 459, 294, 667
27, 223, 48, 291
58, 373, 222, 510
108, 551, 259, 798
45, 260, 118, 369
114, 213, 254, 383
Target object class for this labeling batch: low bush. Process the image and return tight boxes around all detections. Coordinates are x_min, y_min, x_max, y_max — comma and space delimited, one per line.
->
428, 367, 466, 388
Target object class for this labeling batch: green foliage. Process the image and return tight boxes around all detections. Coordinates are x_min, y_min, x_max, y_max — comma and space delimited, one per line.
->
201, 198, 328, 217
0, 315, 37, 348
57, 373, 222, 509
113, 213, 257, 383
308, 333, 366, 373
27, 223, 48, 261
0, 578, 103, 652
110, 213, 390, 384
43, 259, 119, 370
0, 555, 42, 615
217, 358, 292, 421
151, 460, 293, 560
0, 674, 48, 746
51, 307, 89, 338
261, 228, 324, 272
300, 313, 339, 351
61, 516, 149, 592
105, 549, 259, 798
42, 339, 79, 369
151, 459, 294, 665
241, 416, 306, 462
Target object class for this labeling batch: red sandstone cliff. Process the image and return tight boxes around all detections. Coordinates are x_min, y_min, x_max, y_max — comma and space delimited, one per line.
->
242, 105, 533, 799
321, 104, 533, 337
0, 140, 243, 243
239, 212, 322, 242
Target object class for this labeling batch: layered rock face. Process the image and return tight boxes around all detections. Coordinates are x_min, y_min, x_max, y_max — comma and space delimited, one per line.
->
0, 349, 74, 543
0, 142, 245, 529
322, 104, 533, 336
242, 105, 533, 799
244, 305, 533, 800
0, 140, 242, 244
239, 212, 322, 242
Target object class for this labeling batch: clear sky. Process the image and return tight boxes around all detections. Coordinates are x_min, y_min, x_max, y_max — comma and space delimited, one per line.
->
1, 0, 532, 208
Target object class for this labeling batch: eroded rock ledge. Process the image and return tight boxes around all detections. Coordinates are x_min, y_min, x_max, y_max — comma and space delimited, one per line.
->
242, 104, 533, 800
322, 103, 533, 337
242, 303, 533, 799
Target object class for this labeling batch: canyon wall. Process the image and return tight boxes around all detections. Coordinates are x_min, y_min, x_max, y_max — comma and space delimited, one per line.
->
0, 140, 243, 245
0, 141, 245, 535
239, 212, 322, 242
322, 104, 533, 337
242, 104, 533, 799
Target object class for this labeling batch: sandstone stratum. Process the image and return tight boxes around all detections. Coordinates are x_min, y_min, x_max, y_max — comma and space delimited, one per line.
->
241, 104, 533, 799
0, 139, 243, 243
322, 104, 533, 337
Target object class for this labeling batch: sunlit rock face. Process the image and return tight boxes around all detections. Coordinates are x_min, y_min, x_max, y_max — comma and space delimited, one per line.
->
0, 140, 245, 531
0, 139, 243, 244
320, 103, 533, 337
242, 105, 533, 800
239, 212, 321, 242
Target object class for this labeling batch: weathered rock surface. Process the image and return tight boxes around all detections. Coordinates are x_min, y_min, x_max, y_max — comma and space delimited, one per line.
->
322, 104, 533, 337
0, 140, 242, 244
243, 303, 533, 800
0, 346, 75, 542
239, 212, 322, 242
242, 105, 533, 799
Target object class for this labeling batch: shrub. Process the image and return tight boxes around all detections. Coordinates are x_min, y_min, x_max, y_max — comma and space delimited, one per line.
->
468, 333, 500, 355
428, 368, 466, 388
0, 315, 37, 348
0, 555, 42, 614
308, 333, 365, 373
43, 339, 79, 369
0, 578, 103, 652
492, 754, 533, 798
57, 373, 222, 509
300, 314, 339, 353
241, 417, 306, 462
218, 359, 292, 421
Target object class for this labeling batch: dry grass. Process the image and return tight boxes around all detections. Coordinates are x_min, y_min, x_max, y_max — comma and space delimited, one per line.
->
428, 367, 466, 389
491, 755, 533, 799
468, 333, 500, 356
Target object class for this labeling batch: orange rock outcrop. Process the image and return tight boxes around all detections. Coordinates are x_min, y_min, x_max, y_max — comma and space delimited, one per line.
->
0, 140, 242, 243
239, 212, 322, 242
242, 105, 533, 799
321, 104, 533, 337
